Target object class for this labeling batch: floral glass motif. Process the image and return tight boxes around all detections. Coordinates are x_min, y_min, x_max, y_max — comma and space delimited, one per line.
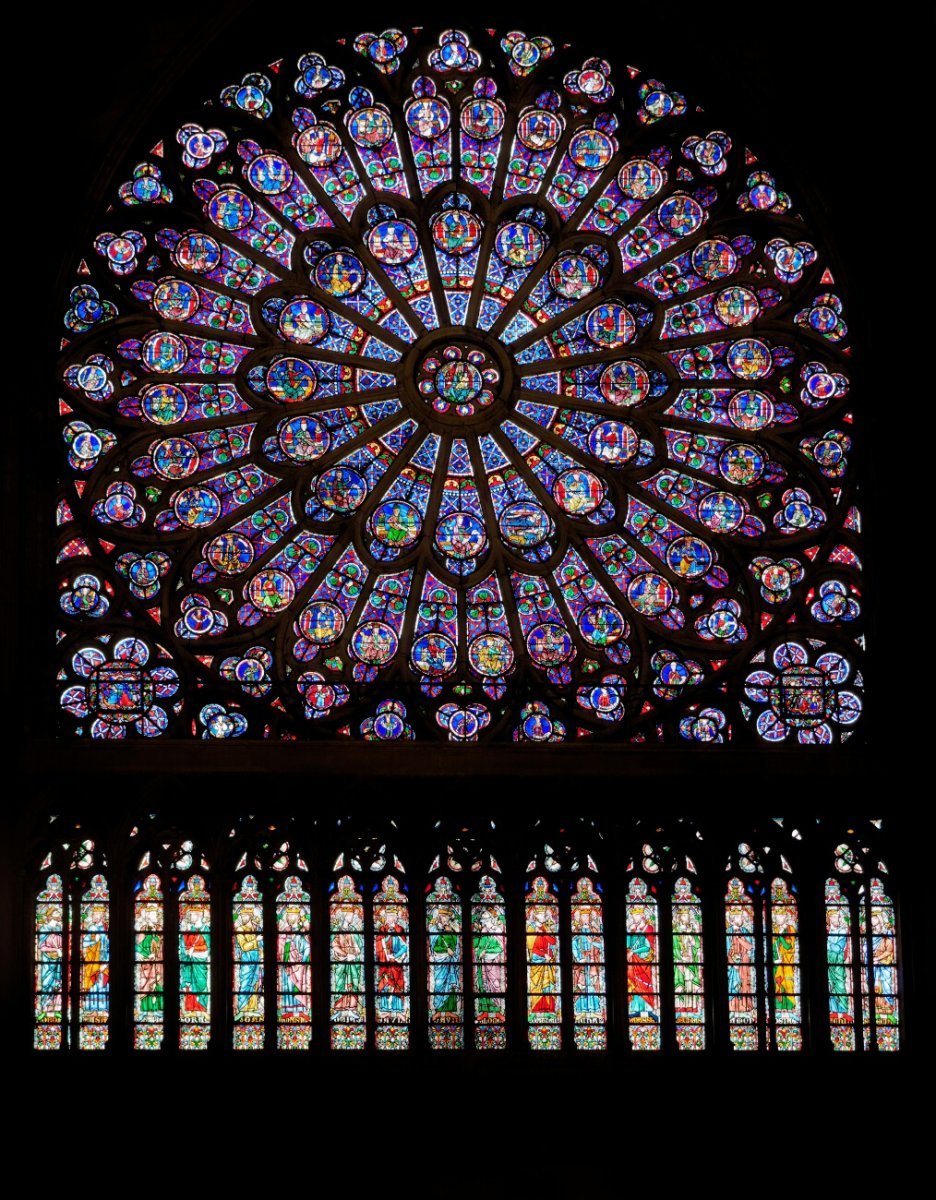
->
55, 26, 862, 745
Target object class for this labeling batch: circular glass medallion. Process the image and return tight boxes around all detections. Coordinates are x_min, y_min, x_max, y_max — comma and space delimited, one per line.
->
142, 332, 187, 373
406, 97, 450, 139
206, 533, 254, 575
728, 391, 774, 431
526, 622, 574, 666
266, 358, 317, 403
175, 233, 221, 274
587, 420, 639, 465
553, 469, 604, 515
142, 383, 188, 424
549, 254, 601, 300
370, 500, 422, 548
435, 511, 487, 559
468, 633, 514, 677
246, 153, 293, 195
666, 536, 712, 579
586, 303, 635, 349
295, 124, 342, 166
367, 219, 419, 265
153, 437, 199, 480
517, 109, 562, 150
499, 501, 550, 549
699, 490, 745, 532
626, 572, 674, 616
568, 128, 614, 170
619, 158, 664, 199
727, 338, 772, 380
153, 279, 199, 322
348, 107, 393, 148
719, 443, 765, 486
248, 569, 295, 612
278, 416, 328, 462
432, 209, 483, 255
715, 286, 760, 327
692, 238, 737, 280
350, 621, 398, 665
461, 97, 505, 140
314, 251, 365, 298
599, 360, 650, 406
298, 601, 345, 645
208, 189, 254, 231
494, 221, 544, 267
411, 632, 457, 677
173, 486, 221, 528
658, 194, 703, 236
580, 604, 626, 647
279, 299, 328, 344
317, 467, 367, 513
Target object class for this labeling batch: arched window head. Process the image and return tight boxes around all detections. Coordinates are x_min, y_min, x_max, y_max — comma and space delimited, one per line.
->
55, 24, 863, 746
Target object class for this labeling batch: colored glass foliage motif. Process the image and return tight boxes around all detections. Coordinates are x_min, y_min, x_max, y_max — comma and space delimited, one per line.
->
56, 27, 863, 743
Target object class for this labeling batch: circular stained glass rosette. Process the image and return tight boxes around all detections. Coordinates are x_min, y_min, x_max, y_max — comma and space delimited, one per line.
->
56, 26, 861, 743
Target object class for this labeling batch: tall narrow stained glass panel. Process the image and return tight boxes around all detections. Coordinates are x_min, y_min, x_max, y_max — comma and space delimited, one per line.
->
570, 877, 606, 1049
34, 875, 65, 1049
78, 873, 110, 1049
526, 875, 561, 1049
178, 874, 211, 1049
134, 873, 164, 1049
471, 874, 507, 1049
232, 875, 264, 1049
825, 877, 855, 1050
330, 874, 365, 1048
672, 875, 705, 1049
769, 877, 801, 1050
427, 875, 463, 1049
725, 876, 758, 1050
626, 877, 660, 1049
860, 878, 899, 1051
277, 875, 312, 1049
374, 874, 410, 1049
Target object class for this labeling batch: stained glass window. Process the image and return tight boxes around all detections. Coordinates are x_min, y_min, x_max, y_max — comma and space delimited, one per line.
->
626, 877, 661, 1049
374, 874, 410, 1049
526, 875, 562, 1048
826, 835, 900, 1052
471, 874, 507, 1049
34, 837, 110, 1050
725, 842, 801, 1051
329, 874, 366, 1048
178, 875, 211, 1048
54, 24, 863, 746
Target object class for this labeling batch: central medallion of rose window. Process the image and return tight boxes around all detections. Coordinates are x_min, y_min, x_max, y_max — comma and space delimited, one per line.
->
418, 343, 500, 417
